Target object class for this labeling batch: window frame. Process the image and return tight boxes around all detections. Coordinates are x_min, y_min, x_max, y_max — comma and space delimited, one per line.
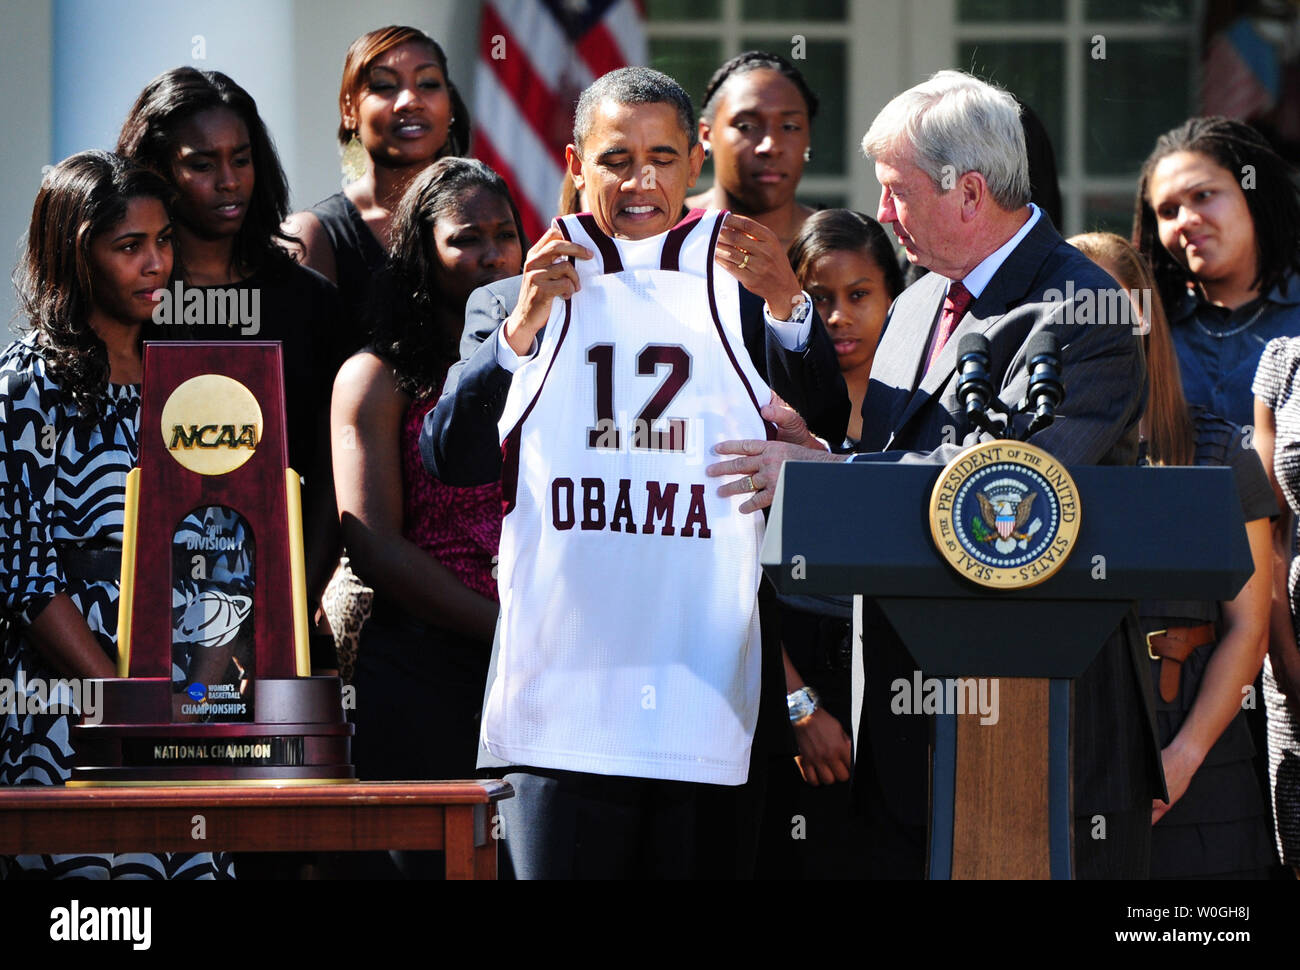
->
647, 0, 1204, 234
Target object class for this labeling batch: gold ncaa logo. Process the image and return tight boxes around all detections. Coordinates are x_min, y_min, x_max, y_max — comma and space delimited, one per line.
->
160, 375, 263, 476
929, 440, 1081, 590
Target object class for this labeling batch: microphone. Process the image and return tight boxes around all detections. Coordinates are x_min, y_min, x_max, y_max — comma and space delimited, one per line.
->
1024, 332, 1065, 437
956, 333, 993, 417
956, 333, 1004, 436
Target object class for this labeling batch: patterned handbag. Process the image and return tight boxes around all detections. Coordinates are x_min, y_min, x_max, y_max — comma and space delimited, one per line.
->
320, 556, 372, 685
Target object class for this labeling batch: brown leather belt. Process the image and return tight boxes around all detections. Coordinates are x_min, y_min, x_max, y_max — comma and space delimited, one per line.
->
1146, 624, 1215, 703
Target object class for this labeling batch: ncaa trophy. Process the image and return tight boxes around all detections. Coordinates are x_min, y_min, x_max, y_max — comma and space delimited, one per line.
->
70, 342, 354, 784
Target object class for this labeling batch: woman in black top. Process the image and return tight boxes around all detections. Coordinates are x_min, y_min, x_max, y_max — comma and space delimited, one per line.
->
754, 211, 902, 878
117, 67, 345, 640
787, 209, 902, 449
687, 51, 819, 251
1073, 231, 1275, 879
284, 25, 469, 348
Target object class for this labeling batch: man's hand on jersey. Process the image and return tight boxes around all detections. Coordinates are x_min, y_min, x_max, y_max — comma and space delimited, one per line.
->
504, 225, 592, 356
762, 391, 824, 449
714, 213, 804, 320
793, 708, 853, 786
707, 438, 842, 513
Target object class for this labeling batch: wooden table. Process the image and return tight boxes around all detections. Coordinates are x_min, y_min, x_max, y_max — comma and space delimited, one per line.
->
0, 780, 513, 880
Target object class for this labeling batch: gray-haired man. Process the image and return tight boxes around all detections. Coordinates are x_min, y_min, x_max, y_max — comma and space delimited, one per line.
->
710, 70, 1164, 878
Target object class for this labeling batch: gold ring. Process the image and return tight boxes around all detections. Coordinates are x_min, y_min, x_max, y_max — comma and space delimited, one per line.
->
744, 475, 757, 492
739, 252, 750, 271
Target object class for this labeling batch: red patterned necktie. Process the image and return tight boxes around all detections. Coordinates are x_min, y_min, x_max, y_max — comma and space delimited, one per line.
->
926, 280, 974, 372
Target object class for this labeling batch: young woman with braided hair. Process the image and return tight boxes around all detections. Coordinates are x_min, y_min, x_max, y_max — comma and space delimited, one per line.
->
687, 50, 820, 250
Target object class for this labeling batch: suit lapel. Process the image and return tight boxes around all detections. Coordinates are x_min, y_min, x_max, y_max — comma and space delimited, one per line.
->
883, 214, 1065, 449
887, 298, 974, 444
859, 274, 944, 450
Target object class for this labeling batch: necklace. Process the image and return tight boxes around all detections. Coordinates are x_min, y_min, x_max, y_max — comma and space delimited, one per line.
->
1191, 299, 1268, 339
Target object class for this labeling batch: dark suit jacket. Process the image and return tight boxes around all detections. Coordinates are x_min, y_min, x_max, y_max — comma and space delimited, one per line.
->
850, 213, 1165, 871
419, 275, 848, 486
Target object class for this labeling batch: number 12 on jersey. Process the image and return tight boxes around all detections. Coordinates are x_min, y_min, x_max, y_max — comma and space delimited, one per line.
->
586, 343, 692, 452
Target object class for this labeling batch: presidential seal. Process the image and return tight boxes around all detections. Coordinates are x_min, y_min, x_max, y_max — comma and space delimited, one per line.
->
929, 440, 1080, 590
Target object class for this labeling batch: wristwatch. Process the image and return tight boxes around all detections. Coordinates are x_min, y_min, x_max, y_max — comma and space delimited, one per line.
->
775, 291, 811, 323
787, 686, 821, 722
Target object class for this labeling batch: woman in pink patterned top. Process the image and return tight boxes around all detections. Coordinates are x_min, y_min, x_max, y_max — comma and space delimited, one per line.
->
330, 159, 523, 823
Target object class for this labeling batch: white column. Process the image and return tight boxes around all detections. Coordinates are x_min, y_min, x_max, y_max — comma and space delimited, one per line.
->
1, 0, 53, 337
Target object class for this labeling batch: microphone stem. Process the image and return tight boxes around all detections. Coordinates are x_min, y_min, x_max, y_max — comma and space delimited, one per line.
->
1024, 411, 1055, 439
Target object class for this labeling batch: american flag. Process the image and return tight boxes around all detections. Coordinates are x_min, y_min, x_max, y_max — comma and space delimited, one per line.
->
1202, 17, 1277, 121
472, 0, 648, 244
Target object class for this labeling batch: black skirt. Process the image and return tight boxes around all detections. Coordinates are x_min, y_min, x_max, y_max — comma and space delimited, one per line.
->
1147, 630, 1276, 879
348, 599, 490, 782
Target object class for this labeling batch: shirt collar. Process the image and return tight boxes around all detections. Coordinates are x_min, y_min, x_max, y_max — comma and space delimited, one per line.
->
951, 203, 1041, 299
1267, 270, 1300, 305
1171, 267, 1300, 322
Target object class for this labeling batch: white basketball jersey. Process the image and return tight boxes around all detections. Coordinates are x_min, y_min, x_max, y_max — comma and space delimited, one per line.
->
485, 209, 773, 785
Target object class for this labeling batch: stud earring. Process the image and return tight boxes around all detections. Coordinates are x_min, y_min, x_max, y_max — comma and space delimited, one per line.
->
341, 131, 367, 184
703, 145, 712, 160
803, 147, 812, 163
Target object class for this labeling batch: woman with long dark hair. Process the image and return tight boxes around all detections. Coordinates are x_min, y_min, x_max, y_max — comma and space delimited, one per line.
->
0, 151, 232, 878
688, 51, 819, 249
329, 158, 522, 820
787, 209, 902, 447
1072, 231, 1274, 879
755, 209, 902, 878
117, 67, 345, 654
1134, 116, 1300, 429
285, 25, 469, 344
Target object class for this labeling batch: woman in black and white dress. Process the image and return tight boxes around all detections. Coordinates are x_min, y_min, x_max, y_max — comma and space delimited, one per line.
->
1253, 339, 1300, 875
0, 151, 233, 879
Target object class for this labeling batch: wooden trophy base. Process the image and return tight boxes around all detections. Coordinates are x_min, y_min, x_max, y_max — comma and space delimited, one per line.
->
70, 677, 356, 786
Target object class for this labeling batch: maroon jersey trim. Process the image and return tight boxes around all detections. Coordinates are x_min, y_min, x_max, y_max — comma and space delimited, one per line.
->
555, 216, 579, 266
576, 213, 623, 274
500, 298, 574, 515
660, 208, 706, 271
705, 214, 777, 441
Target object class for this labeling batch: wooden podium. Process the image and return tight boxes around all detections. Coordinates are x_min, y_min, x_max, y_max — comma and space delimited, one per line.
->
762, 458, 1251, 878
72, 342, 353, 784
